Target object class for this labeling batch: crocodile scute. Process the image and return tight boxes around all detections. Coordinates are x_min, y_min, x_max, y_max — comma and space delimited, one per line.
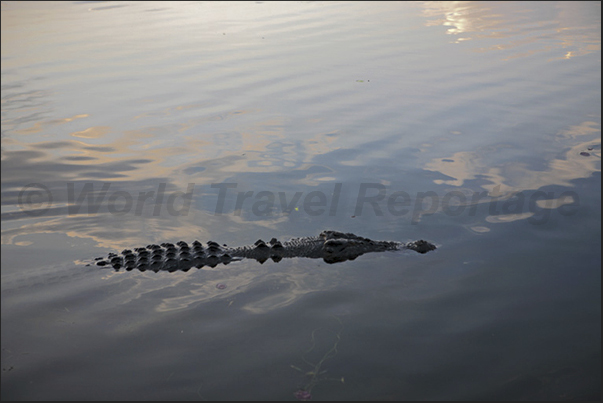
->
93, 230, 436, 272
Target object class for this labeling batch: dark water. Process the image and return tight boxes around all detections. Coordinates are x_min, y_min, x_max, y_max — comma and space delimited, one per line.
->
2, 1, 600, 400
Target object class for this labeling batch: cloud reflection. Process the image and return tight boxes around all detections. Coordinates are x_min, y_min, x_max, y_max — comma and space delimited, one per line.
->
425, 120, 600, 195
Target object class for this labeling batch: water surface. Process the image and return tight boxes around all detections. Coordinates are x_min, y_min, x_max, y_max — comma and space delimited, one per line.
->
2, 1, 600, 400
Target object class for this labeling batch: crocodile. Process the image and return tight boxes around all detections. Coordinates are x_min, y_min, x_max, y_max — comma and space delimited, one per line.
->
93, 230, 436, 272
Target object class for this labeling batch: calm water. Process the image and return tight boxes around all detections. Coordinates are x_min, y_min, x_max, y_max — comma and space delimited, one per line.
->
1, 1, 601, 400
